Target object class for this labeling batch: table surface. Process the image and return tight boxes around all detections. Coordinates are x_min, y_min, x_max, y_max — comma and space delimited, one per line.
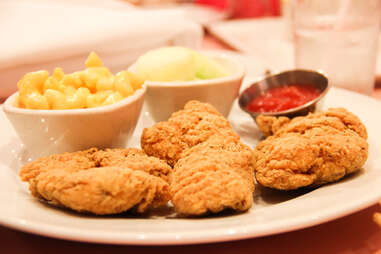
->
2, 33, 381, 254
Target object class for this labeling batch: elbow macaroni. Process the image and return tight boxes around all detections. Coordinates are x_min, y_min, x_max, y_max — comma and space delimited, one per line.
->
17, 52, 144, 110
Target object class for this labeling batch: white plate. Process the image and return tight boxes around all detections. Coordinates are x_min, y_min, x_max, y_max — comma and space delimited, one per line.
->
1, 87, 381, 245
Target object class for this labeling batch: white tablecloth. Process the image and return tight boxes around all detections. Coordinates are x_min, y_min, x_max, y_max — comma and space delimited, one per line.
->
0, 0, 203, 97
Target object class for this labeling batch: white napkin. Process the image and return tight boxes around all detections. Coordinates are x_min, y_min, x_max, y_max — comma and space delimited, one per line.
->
0, 1, 203, 97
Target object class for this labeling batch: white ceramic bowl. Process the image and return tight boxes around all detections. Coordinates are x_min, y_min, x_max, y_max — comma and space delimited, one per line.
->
133, 51, 245, 122
2, 85, 146, 159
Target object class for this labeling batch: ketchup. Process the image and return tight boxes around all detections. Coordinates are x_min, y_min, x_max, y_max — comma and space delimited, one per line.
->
246, 84, 321, 113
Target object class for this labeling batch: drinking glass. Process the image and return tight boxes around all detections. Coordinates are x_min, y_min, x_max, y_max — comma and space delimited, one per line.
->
292, 0, 381, 95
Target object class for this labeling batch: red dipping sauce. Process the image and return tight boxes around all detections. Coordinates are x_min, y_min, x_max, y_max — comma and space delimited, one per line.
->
246, 84, 321, 113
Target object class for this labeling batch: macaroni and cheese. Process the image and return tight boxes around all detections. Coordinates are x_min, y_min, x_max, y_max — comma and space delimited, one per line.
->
17, 52, 144, 109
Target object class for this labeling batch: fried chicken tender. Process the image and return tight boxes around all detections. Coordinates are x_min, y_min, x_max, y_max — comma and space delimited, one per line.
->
92, 148, 172, 182
19, 148, 171, 215
254, 108, 369, 190
141, 101, 254, 215
171, 136, 254, 215
141, 100, 238, 167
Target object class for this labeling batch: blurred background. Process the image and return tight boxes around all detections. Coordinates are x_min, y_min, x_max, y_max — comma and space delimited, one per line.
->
0, 0, 286, 98
2, 0, 381, 98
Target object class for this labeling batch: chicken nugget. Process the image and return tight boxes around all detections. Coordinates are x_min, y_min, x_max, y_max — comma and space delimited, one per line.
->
30, 167, 169, 215
142, 101, 254, 216
93, 148, 171, 182
20, 148, 171, 215
171, 136, 254, 215
254, 108, 369, 190
141, 100, 237, 167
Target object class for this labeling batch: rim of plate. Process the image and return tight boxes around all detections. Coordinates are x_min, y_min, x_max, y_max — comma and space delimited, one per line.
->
0, 191, 379, 245
0, 87, 380, 245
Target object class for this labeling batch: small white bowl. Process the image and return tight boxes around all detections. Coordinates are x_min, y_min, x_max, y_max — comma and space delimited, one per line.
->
132, 51, 245, 122
2, 85, 146, 159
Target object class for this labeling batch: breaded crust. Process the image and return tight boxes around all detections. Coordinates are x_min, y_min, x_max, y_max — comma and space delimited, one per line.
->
254, 108, 369, 190
20, 148, 171, 215
141, 101, 255, 215
93, 148, 172, 182
171, 136, 254, 215
141, 100, 238, 167
30, 167, 169, 214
